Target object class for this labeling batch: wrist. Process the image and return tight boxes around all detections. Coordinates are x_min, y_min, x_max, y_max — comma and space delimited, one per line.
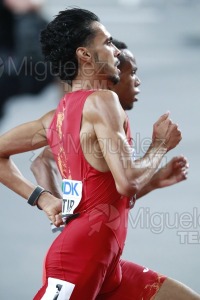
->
36, 190, 53, 210
148, 175, 158, 191
27, 186, 52, 210
151, 139, 168, 153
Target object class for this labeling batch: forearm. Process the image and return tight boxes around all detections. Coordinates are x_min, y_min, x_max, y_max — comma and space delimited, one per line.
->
0, 157, 36, 199
134, 182, 154, 200
31, 156, 62, 198
0, 156, 62, 226
123, 141, 167, 194
0, 115, 52, 199
132, 155, 189, 201
89, 94, 180, 197
0, 111, 63, 226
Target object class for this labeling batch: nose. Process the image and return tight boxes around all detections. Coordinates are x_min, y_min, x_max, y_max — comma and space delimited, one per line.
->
112, 43, 121, 57
135, 75, 141, 86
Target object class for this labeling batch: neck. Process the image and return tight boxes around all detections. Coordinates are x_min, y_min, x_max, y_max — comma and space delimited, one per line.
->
72, 79, 111, 91
71, 67, 113, 91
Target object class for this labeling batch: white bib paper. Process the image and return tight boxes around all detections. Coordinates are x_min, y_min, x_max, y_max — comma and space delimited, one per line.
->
62, 179, 82, 219
41, 277, 75, 300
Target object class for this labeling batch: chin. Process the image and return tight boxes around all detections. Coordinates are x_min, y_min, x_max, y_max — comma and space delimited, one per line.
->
123, 103, 134, 111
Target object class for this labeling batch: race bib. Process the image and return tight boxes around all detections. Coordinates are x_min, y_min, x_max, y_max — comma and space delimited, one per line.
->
62, 179, 82, 221
41, 277, 75, 300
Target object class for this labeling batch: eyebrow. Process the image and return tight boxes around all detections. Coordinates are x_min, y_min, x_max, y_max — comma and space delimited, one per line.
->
104, 36, 113, 43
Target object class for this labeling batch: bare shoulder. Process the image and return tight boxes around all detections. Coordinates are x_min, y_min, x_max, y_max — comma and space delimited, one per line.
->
86, 90, 123, 111
40, 109, 56, 130
84, 90, 126, 124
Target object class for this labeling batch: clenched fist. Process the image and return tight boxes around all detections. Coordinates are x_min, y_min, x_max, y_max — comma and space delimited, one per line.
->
152, 112, 182, 151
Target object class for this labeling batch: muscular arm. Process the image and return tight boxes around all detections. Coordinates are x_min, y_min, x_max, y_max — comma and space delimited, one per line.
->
85, 90, 181, 197
0, 110, 62, 226
135, 156, 189, 200
30, 146, 62, 198
32, 97, 186, 206
0, 114, 48, 198
32, 152, 188, 208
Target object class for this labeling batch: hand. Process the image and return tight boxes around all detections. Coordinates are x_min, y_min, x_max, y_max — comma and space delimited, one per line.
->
150, 156, 189, 189
37, 193, 63, 227
152, 112, 182, 151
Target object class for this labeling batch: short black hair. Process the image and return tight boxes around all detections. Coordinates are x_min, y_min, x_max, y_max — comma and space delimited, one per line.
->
40, 8, 100, 84
112, 39, 129, 67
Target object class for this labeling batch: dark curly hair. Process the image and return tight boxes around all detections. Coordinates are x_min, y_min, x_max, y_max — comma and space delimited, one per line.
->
112, 39, 127, 51
40, 8, 100, 84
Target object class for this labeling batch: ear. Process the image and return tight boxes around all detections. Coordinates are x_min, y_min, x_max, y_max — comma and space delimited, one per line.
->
76, 47, 92, 62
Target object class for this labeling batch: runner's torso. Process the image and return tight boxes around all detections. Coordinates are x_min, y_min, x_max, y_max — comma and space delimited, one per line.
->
47, 90, 133, 249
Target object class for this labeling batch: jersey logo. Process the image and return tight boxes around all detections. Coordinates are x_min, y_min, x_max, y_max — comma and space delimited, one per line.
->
62, 179, 82, 220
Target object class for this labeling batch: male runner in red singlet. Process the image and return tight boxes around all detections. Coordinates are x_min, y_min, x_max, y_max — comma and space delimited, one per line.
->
31, 39, 189, 205
31, 38, 192, 299
0, 8, 199, 299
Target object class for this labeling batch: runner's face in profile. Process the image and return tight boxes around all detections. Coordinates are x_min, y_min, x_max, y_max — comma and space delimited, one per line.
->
113, 49, 141, 110
88, 22, 121, 85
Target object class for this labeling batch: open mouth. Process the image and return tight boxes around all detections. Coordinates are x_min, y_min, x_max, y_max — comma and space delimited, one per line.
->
115, 60, 120, 67
134, 91, 140, 102
114, 60, 121, 74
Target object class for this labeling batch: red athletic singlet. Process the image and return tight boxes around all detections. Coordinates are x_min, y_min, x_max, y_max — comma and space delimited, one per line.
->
33, 90, 166, 300
48, 90, 130, 248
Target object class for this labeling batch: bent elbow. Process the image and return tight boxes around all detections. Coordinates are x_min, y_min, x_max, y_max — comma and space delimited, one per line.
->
116, 180, 138, 197
30, 156, 42, 175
